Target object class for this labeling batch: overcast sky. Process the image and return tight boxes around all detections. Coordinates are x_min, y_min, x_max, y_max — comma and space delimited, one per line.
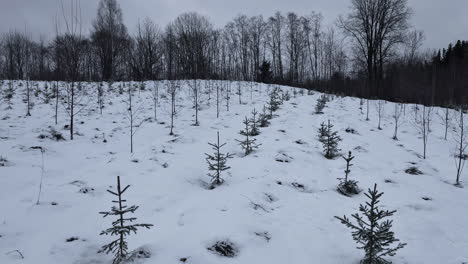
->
0, 0, 466, 50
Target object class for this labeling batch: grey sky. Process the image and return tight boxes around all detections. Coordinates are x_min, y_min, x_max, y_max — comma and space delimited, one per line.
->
0, 0, 466, 49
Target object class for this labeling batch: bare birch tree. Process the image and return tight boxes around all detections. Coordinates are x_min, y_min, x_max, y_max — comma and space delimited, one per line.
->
453, 107, 467, 186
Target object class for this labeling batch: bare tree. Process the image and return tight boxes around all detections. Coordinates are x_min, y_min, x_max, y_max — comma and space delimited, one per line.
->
91, 0, 128, 81
54, 81, 59, 125
124, 83, 145, 153
189, 79, 200, 126
404, 30, 425, 64
285, 12, 306, 85
25, 79, 32, 116
375, 100, 385, 130
97, 82, 104, 115
339, 0, 411, 96
413, 105, 432, 159
216, 80, 220, 118
172, 12, 213, 79
150, 81, 160, 121
55, 0, 88, 140
305, 12, 323, 84
204, 80, 212, 106
248, 16, 266, 81
225, 81, 231, 111
2, 30, 30, 80
453, 107, 467, 186
267, 12, 285, 80
167, 80, 179, 135
392, 103, 404, 140
133, 17, 162, 80
366, 99, 370, 121
437, 107, 452, 140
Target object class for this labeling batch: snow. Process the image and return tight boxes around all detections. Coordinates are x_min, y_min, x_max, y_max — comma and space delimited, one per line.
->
0, 80, 467, 264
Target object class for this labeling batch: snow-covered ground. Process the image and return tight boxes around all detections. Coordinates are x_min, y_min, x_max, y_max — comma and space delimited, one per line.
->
0, 80, 467, 264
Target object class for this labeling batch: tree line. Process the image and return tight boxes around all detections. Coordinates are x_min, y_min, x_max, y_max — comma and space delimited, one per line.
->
0, 0, 466, 106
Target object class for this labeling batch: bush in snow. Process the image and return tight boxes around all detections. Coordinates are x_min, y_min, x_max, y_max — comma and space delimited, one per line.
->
99, 176, 153, 264
405, 166, 423, 175
38, 128, 65, 141
205, 132, 234, 187
337, 151, 360, 196
318, 120, 342, 159
0, 155, 9, 167
237, 116, 261, 156
207, 240, 238, 258
335, 184, 406, 264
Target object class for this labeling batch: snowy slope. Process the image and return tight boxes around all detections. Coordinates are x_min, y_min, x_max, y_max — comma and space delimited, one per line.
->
0, 80, 467, 264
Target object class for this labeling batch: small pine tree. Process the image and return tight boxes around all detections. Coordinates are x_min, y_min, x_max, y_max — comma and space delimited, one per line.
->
241, 108, 260, 136
249, 108, 260, 136
258, 105, 271, 128
282, 90, 291, 101
318, 120, 342, 159
99, 176, 153, 264
343, 151, 354, 182
237, 116, 261, 156
337, 151, 360, 196
335, 184, 406, 264
267, 88, 281, 115
4, 81, 15, 109
315, 95, 327, 114
205, 132, 234, 186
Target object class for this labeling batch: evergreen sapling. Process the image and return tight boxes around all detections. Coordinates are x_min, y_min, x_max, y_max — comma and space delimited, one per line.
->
315, 95, 327, 114
99, 176, 153, 264
205, 132, 234, 187
267, 88, 281, 115
237, 116, 261, 156
335, 184, 406, 264
337, 151, 360, 196
318, 120, 342, 159
258, 105, 271, 128
241, 109, 260, 136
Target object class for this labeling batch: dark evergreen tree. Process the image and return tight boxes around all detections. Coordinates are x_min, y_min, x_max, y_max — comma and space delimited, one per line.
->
318, 120, 342, 159
335, 184, 407, 264
258, 60, 273, 83
205, 132, 234, 186
237, 116, 261, 156
99, 176, 153, 264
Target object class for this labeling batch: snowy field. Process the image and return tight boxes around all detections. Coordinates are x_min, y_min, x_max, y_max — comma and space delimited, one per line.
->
0, 80, 467, 264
